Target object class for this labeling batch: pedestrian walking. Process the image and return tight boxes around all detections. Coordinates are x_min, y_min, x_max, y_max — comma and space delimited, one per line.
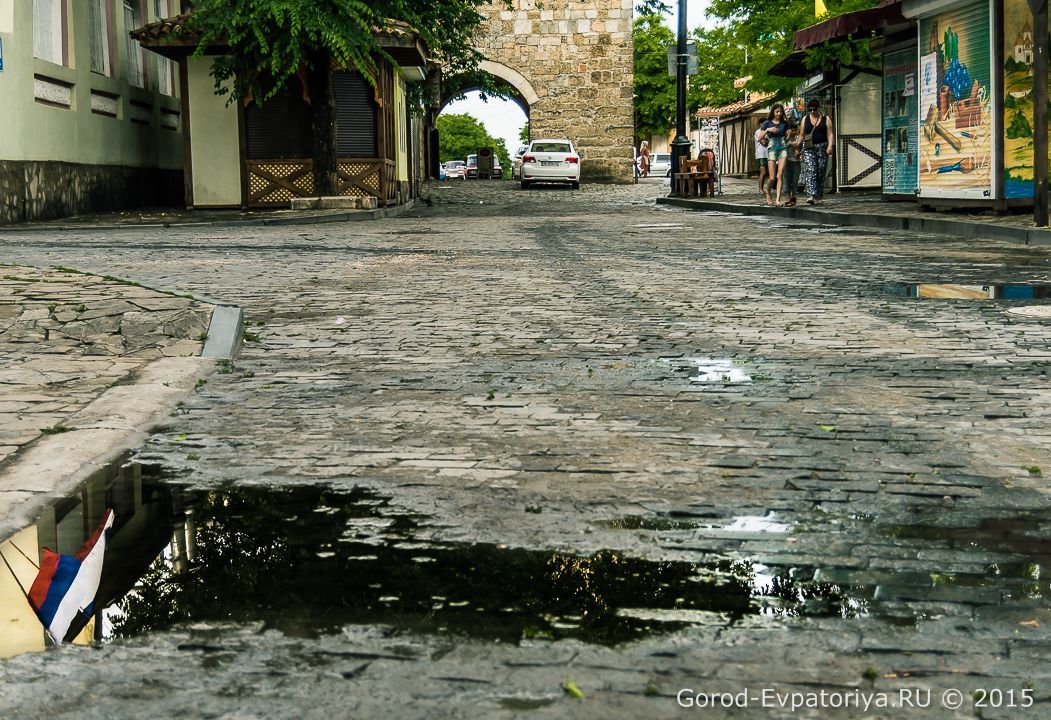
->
639, 140, 650, 178
801, 98, 835, 205
784, 121, 802, 207
758, 103, 790, 206
754, 126, 769, 198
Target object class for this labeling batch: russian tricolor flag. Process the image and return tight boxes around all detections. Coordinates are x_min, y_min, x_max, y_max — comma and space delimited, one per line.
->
28, 509, 115, 645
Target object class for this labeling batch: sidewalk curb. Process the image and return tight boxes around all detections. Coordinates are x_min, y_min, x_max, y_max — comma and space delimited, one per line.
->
202, 305, 244, 360
0, 356, 213, 543
0, 273, 242, 541
656, 197, 1051, 246
1, 200, 416, 233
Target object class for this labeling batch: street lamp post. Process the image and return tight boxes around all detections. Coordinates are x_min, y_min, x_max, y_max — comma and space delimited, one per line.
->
669, 0, 690, 195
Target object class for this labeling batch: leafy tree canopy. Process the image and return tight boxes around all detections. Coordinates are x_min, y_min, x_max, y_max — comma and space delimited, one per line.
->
437, 113, 511, 172
187, 0, 495, 109
633, 14, 708, 138
646, 0, 883, 111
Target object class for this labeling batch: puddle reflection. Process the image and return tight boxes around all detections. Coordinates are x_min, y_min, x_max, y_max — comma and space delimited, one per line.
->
884, 283, 1051, 300
3, 461, 1051, 657
688, 358, 752, 384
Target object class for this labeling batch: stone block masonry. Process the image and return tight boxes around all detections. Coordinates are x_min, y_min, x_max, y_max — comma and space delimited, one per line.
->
480, 0, 635, 183
0, 161, 183, 225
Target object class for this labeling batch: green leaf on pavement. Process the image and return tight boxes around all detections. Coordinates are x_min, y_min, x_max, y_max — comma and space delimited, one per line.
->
563, 679, 585, 699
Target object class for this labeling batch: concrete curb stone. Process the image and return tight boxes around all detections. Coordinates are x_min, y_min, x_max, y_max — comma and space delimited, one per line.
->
1, 200, 416, 233
0, 356, 213, 541
657, 196, 1051, 246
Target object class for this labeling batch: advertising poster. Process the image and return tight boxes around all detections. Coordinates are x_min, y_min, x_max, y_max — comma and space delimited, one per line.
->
698, 117, 719, 159
917, 1, 993, 198
1002, 0, 1047, 198
882, 47, 919, 195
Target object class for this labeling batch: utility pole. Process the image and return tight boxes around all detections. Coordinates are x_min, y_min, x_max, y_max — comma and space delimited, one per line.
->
1031, 0, 1049, 226
669, 0, 690, 195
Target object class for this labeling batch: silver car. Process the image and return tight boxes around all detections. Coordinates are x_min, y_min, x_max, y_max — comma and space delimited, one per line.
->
511, 145, 528, 179
444, 160, 467, 180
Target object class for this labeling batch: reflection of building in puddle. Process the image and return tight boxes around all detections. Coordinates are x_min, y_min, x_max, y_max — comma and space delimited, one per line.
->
0, 460, 177, 658
884, 283, 1051, 300
688, 358, 752, 384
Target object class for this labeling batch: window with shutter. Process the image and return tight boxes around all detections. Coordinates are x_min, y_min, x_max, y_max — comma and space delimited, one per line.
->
153, 0, 174, 94
32, 0, 64, 66
88, 0, 111, 76
124, 1, 145, 88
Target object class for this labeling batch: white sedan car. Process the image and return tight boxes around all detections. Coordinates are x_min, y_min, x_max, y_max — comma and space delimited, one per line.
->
520, 139, 580, 189
649, 153, 672, 176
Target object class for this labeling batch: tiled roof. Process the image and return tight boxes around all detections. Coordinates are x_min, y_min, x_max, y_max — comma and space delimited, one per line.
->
695, 91, 778, 119
128, 13, 196, 42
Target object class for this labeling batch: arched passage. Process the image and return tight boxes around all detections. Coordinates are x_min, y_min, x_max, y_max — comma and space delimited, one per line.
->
439, 60, 539, 118
431, 60, 537, 180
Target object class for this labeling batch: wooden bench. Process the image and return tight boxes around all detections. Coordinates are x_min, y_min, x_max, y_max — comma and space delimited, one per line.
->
673, 155, 714, 198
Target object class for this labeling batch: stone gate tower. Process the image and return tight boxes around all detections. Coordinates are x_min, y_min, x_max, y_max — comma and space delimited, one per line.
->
475, 0, 635, 183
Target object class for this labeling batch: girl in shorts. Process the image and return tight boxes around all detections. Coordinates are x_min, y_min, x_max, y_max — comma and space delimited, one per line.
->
758, 103, 790, 206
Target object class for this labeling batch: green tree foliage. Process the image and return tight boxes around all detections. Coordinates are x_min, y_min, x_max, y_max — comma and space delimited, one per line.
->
519, 122, 530, 144
633, 15, 708, 138
691, 24, 748, 109
437, 113, 511, 172
187, 0, 497, 194
693, 0, 880, 101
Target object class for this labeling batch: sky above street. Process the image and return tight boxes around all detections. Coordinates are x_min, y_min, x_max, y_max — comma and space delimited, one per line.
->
440, 1, 714, 161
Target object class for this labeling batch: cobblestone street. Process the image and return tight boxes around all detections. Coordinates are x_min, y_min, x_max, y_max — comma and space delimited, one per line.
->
3, 179, 1051, 718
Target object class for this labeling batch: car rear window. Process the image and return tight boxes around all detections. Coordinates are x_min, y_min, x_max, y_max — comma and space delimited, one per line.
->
531, 142, 572, 153
447, 161, 464, 167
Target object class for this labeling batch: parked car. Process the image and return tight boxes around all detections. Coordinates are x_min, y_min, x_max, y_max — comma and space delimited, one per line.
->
465, 154, 478, 178
445, 160, 467, 180
519, 139, 581, 189
648, 152, 672, 176
511, 144, 528, 179
493, 156, 503, 179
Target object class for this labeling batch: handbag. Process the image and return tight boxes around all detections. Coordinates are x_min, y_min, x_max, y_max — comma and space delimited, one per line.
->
802, 132, 814, 151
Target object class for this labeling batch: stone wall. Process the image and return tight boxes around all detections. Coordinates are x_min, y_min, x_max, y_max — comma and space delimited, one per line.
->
0, 161, 183, 225
481, 0, 634, 183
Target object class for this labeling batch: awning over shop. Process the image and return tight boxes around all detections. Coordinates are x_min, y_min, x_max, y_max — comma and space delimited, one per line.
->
792, 0, 907, 51
767, 51, 811, 77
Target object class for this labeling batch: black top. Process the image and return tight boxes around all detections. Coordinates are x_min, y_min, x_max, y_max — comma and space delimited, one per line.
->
804, 114, 829, 145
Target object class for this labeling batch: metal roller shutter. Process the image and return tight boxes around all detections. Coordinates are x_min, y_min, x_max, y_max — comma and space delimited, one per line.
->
245, 86, 313, 160
334, 72, 377, 156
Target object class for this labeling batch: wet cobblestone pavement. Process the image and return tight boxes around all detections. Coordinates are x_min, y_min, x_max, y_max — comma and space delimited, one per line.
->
2, 180, 1051, 718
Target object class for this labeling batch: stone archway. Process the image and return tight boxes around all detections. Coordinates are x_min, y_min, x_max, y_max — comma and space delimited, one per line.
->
473, 1, 635, 183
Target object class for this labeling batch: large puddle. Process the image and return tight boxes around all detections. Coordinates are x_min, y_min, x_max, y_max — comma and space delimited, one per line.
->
2, 459, 1050, 657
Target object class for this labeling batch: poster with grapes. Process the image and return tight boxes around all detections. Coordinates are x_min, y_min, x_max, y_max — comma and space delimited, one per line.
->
917, 1, 993, 198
